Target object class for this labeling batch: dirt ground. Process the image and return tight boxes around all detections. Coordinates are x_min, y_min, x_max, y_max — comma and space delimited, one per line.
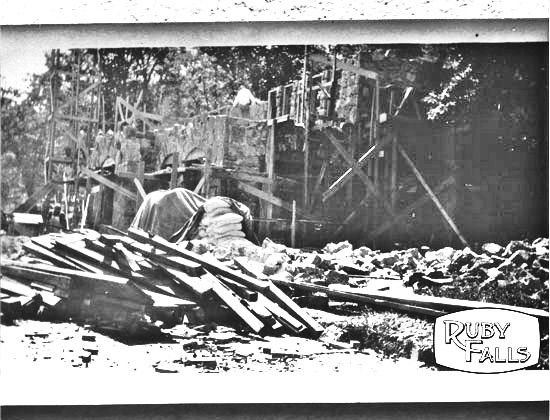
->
0, 308, 430, 376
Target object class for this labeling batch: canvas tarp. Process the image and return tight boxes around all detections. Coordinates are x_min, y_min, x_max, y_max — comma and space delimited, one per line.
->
130, 188, 205, 240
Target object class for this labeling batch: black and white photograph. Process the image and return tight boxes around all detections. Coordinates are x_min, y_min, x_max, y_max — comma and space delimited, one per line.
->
0, 4, 548, 416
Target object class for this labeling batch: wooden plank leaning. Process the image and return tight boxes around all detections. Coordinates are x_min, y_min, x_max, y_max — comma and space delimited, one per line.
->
370, 175, 456, 238
322, 134, 393, 202
397, 144, 469, 248
82, 167, 137, 201
324, 132, 395, 217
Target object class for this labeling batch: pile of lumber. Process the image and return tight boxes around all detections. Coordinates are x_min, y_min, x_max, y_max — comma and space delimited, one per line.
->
0, 228, 323, 338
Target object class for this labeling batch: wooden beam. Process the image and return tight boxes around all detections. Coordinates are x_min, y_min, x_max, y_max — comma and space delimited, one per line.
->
193, 175, 205, 194
230, 172, 273, 185
134, 161, 146, 211
324, 133, 395, 217
134, 178, 146, 201
307, 156, 330, 211
371, 175, 455, 238
82, 167, 137, 201
23, 241, 83, 270
291, 200, 297, 248
127, 228, 269, 292
238, 181, 308, 217
231, 257, 324, 337
393, 86, 414, 117
118, 97, 163, 122
202, 271, 265, 334
310, 53, 378, 80
303, 49, 311, 211
54, 113, 98, 123
57, 81, 101, 112
170, 152, 179, 190
260, 118, 276, 237
390, 134, 398, 209
322, 134, 393, 202
398, 145, 469, 247
270, 277, 445, 318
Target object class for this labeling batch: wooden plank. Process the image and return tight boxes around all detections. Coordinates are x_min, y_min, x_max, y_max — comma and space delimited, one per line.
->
371, 175, 455, 238
118, 97, 163, 122
134, 177, 146, 200
398, 144, 469, 247
238, 181, 307, 217
393, 86, 414, 117
163, 267, 213, 297
202, 271, 265, 334
127, 228, 269, 292
57, 81, 101, 112
82, 167, 137, 201
140, 289, 196, 309
390, 134, 398, 209
324, 132, 395, 217
123, 240, 203, 277
23, 241, 83, 271
135, 161, 146, 211
193, 175, 205, 194
322, 134, 393, 202
310, 53, 378, 80
54, 238, 122, 274
355, 285, 549, 320
256, 294, 306, 334
218, 276, 258, 301
303, 49, 311, 210
55, 113, 98, 123
264, 284, 324, 338
291, 200, 297, 248
7, 261, 151, 304
270, 277, 445, 318
261, 119, 276, 237
0, 264, 72, 292
170, 152, 179, 190
230, 172, 273, 185
231, 256, 321, 336
0, 276, 61, 307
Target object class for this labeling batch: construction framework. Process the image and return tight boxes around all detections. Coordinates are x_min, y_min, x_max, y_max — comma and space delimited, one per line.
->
42, 49, 104, 230
16, 48, 468, 249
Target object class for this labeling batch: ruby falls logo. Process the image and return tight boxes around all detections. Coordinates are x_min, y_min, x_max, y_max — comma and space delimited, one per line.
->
434, 308, 540, 373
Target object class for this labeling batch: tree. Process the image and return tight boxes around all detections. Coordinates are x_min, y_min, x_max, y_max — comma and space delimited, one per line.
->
1, 84, 48, 201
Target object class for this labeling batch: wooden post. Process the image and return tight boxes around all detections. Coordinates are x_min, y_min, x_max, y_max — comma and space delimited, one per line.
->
93, 185, 104, 229
102, 93, 106, 133
261, 119, 276, 237
114, 97, 119, 135
346, 127, 355, 207
303, 46, 311, 209
80, 194, 91, 230
135, 161, 145, 211
170, 152, 179, 190
203, 154, 211, 198
372, 78, 381, 237
291, 200, 297, 248
398, 144, 469, 248
390, 133, 398, 209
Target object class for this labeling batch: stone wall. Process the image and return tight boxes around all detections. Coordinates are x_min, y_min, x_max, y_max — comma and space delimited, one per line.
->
155, 116, 227, 168
154, 115, 268, 173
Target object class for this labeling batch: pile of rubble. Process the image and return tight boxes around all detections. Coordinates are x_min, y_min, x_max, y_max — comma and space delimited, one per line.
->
215, 237, 548, 312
